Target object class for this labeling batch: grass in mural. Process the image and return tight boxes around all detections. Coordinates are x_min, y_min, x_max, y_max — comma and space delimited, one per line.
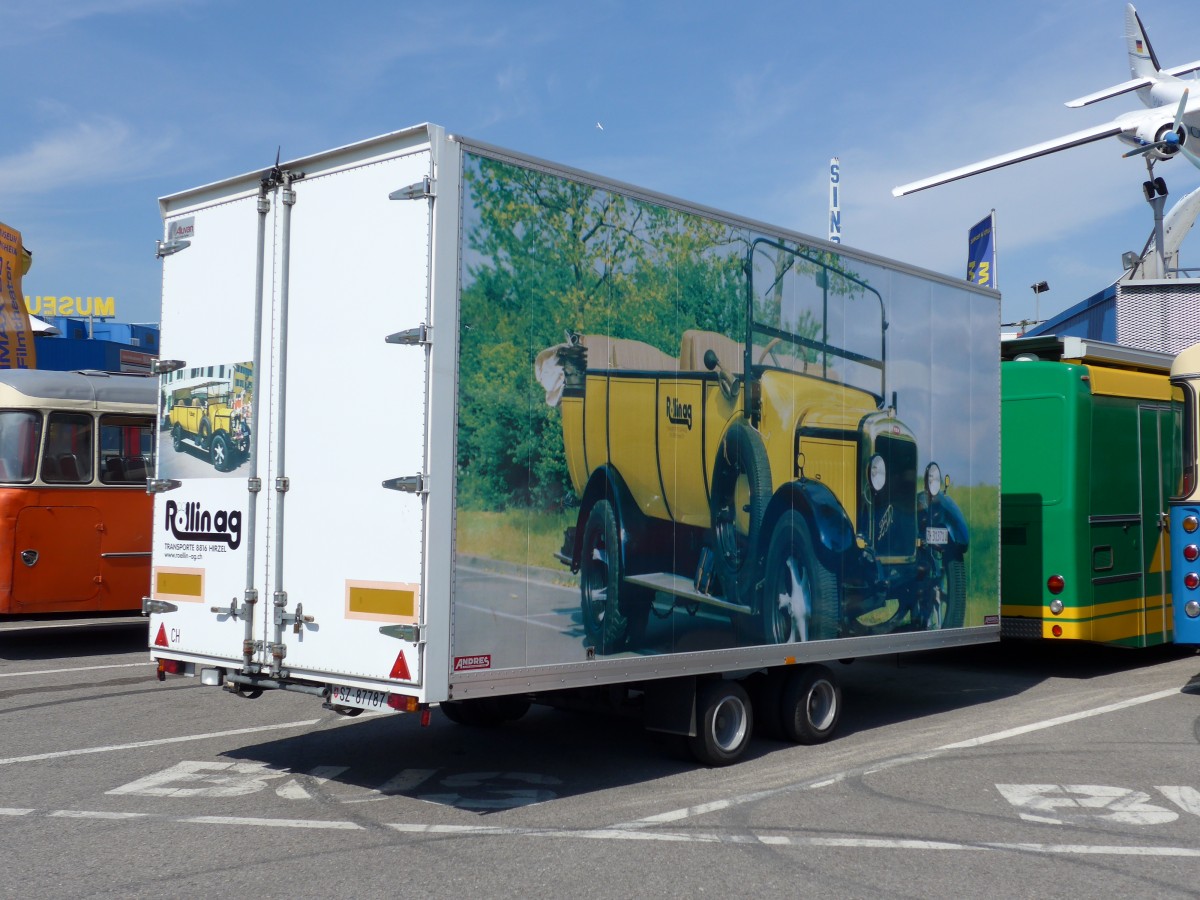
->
456, 508, 575, 570
955, 483, 1000, 625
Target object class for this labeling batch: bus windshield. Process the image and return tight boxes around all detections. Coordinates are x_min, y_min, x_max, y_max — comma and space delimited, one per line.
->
1175, 380, 1197, 500
0, 410, 42, 483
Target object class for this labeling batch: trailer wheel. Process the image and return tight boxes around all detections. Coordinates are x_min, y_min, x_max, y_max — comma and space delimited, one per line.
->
689, 680, 753, 766
580, 499, 648, 653
780, 664, 841, 745
211, 433, 232, 472
171, 423, 184, 452
758, 510, 840, 643
710, 423, 771, 609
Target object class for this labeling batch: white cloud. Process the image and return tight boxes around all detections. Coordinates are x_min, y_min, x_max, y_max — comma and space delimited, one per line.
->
0, 119, 172, 195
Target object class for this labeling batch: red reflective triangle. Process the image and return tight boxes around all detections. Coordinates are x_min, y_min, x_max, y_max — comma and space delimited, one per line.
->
389, 651, 411, 680
153, 624, 169, 647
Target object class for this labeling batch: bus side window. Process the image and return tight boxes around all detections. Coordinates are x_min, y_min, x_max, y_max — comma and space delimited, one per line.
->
42, 412, 93, 484
100, 414, 154, 485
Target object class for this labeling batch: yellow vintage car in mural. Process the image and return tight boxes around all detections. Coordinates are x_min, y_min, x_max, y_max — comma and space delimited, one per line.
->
544, 240, 968, 654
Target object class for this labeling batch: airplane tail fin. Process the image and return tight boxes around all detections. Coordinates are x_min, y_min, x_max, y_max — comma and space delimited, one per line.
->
1126, 4, 1162, 78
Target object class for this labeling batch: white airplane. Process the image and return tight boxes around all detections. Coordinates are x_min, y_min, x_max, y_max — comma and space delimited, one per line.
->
893, 4, 1200, 197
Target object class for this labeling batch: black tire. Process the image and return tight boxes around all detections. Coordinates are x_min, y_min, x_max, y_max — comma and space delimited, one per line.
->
710, 423, 771, 608
780, 664, 841, 744
688, 680, 754, 766
211, 433, 232, 472
759, 510, 840, 643
579, 500, 651, 654
171, 423, 184, 453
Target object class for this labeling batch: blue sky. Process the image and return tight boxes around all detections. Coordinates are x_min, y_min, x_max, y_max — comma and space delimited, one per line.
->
4, 0, 1198, 328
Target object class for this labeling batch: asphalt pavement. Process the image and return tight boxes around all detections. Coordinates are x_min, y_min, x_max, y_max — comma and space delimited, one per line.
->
1, 624, 1197, 899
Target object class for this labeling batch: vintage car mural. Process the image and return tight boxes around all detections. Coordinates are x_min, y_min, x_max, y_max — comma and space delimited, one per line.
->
541, 239, 969, 654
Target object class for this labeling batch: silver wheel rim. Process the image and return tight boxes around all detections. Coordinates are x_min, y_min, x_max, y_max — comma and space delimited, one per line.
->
710, 694, 749, 752
807, 681, 837, 732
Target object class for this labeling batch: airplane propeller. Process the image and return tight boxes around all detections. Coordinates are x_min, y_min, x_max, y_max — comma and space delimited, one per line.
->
1122, 89, 1194, 164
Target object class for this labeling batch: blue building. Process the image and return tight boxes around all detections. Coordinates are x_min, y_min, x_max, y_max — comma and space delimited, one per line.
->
32, 317, 160, 373
1025, 278, 1200, 355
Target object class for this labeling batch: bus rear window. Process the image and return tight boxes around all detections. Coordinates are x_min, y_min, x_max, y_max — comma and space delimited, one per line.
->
0, 410, 42, 483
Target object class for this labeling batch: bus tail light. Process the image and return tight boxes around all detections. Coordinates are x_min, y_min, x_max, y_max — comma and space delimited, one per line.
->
1186, 600, 1200, 619
1184, 515, 1199, 534
1184, 544, 1200, 563
1047, 574, 1065, 595
1185, 572, 1200, 590
1051, 624, 1063, 637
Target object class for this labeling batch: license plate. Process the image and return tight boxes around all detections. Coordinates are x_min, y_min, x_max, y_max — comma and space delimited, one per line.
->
328, 684, 389, 711
925, 526, 949, 546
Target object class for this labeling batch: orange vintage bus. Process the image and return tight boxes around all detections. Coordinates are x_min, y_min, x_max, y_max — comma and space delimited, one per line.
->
0, 369, 156, 617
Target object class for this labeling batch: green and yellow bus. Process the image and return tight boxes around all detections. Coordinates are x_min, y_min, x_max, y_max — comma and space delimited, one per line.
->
1169, 341, 1200, 645
1000, 336, 1181, 647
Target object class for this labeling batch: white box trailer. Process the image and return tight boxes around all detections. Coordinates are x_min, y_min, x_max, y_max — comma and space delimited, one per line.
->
146, 124, 1001, 765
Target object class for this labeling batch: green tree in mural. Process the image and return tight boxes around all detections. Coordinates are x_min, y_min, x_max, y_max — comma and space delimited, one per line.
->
457, 156, 746, 512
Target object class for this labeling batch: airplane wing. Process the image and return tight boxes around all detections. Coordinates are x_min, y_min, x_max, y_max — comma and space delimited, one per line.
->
1066, 77, 1153, 108
892, 121, 1124, 197
1164, 59, 1200, 78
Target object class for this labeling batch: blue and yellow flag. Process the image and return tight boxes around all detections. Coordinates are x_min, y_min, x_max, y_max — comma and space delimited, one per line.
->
966, 212, 997, 289
0, 222, 36, 369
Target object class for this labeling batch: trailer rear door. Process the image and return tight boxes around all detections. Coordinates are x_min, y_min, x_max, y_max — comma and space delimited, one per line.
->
149, 129, 437, 700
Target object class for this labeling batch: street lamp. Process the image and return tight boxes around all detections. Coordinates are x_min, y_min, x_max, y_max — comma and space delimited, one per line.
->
1030, 281, 1049, 323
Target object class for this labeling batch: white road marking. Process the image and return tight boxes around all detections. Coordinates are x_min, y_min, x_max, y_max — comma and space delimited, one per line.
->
7, 807, 1200, 857
936, 688, 1182, 749
0, 662, 152, 679
615, 687, 1183, 830
0, 720, 324, 766
182, 815, 363, 830
0, 808, 34, 816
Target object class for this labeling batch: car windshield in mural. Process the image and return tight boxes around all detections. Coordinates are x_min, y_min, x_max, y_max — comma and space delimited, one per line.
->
453, 153, 998, 671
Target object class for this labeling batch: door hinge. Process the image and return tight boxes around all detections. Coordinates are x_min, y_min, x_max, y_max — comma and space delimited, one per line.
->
379, 623, 421, 642
383, 474, 426, 494
389, 176, 434, 201
142, 597, 178, 615
386, 323, 431, 346
155, 238, 191, 259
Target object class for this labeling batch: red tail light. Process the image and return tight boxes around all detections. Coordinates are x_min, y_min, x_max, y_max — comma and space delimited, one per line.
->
1184, 545, 1200, 563
1047, 574, 1065, 595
